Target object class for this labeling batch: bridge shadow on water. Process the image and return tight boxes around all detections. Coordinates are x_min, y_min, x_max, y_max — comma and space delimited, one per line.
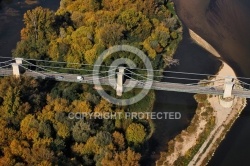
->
141, 27, 222, 165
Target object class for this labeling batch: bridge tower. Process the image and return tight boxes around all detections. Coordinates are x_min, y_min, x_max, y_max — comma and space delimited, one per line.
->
11, 58, 23, 77
223, 76, 234, 98
220, 76, 235, 108
116, 67, 126, 96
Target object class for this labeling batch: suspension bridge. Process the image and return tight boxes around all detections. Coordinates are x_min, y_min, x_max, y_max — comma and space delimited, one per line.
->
1, 57, 250, 106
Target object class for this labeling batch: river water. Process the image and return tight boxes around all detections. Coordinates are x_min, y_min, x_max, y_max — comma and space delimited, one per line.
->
0, 0, 249, 166
146, 27, 221, 165
172, 0, 250, 165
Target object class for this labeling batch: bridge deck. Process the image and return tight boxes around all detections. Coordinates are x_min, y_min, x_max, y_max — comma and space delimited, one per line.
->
1, 69, 249, 98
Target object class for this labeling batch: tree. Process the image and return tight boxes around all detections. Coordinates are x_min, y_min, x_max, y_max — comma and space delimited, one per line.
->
84, 43, 105, 65
20, 114, 39, 140
1, 86, 21, 119
96, 23, 125, 47
55, 122, 70, 139
101, 148, 141, 166
126, 123, 146, 145
70, 100, 91, 113
112, 131, 125, 150
94, 99, 112, 113
72, 120, 93, 143
13, 7, 56, 59
95, 131, 112, 146
38, 120, 53, 137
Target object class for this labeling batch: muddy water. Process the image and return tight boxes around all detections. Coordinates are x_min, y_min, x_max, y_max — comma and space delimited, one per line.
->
172, 0, 250, 165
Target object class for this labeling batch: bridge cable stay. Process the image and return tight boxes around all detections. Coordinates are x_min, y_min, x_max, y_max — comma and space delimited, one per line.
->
20, 65, 47, 77
87, 73, 116, 81
0, 59, 15, 64
22, 59, 118, 74
0, 56, 14, 59
125, 69, 161, 83
236, 76, 250, 80
23, 60, 116, 75
22, 60, 60, 73
236, 80, 250, 90
77, 68, 116, 77
123, 73, 225, 91
125, 68, 222, 84
144, 73, 225, 83
237, 80, 250, 86
22, 61, 117, 77
123, 74, 149, 84
184, 79, 225, 86
23, 58, 118, 68
131, 67, 224, 78
22, 63, 107, 72
23, 58, 250, 81
21, 64, 117, 78
20, 64, 117, 81
123, 72, 222, 87
0, 64, 13, 69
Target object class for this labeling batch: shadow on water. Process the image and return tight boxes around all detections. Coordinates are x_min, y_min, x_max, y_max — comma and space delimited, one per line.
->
141, 27, 221, 165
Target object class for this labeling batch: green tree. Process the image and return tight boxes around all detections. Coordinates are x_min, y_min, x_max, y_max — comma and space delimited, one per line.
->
126, 123, 146, 145
72, 120, 94, 143
96, 23, 125, 47
95, 131, 112, 146
13, 7, 56, 59
101, 148, 141, 166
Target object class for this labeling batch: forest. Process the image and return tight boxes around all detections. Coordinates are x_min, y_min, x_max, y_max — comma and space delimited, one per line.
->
0, 0, 182, 165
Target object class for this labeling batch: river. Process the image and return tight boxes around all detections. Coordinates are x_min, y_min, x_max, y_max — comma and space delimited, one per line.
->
172, 0, 250, 165
146, 27, 221, 165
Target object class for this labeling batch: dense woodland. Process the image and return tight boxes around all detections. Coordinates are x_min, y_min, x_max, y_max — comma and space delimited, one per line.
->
0, 0, 182, 165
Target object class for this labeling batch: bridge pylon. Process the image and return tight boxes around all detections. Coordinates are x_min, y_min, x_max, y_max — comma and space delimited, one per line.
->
223, 76, 234, 99
11, 58, 23, 77
116, 67, 126, 96
220, 76, 235, 108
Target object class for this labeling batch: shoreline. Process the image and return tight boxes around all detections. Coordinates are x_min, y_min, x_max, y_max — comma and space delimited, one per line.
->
156, 29, 247, 166
188, 62, 246, 166
188, 29, 247, 165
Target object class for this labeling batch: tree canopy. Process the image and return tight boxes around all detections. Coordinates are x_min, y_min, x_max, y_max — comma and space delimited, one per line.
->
7, 0, 183, 165
13, 0, 182, 68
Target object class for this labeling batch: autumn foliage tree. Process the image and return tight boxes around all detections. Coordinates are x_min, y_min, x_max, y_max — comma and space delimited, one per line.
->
13, 7, 56, 59
13, 0, 182, 68
126, 123, 147, 145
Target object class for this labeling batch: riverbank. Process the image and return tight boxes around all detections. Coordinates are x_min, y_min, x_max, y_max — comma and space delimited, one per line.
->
188, 30, 247, 165
188, 62, 247, 166
156, 30, 247, 166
